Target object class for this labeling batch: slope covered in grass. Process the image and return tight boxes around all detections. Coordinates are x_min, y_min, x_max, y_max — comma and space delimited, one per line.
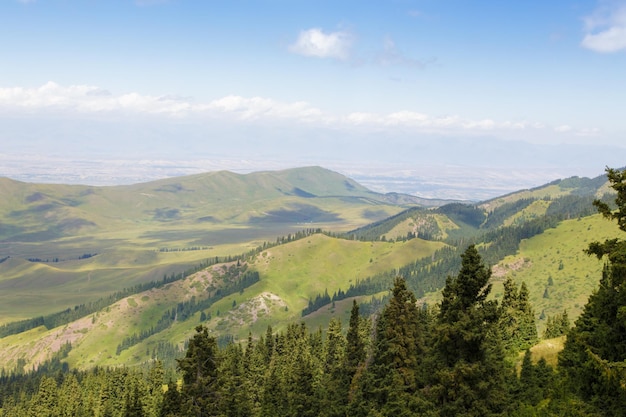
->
0, 232, 444, 371
0, 167, 429, 322
489, 214, 621, 334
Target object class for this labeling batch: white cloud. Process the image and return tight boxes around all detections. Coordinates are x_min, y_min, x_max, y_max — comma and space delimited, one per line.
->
289, 28, 353, 60
207, 95, 324, 122
0, 81, 193, 116
0, 82, 602, 141
581, 2, 626, 53
0, 82, 325, 122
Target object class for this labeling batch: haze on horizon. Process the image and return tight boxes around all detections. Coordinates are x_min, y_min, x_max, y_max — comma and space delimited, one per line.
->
1, 0, 625, 200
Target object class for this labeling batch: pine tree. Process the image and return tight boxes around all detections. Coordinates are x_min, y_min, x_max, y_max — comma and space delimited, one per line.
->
57, 372, 83, 417
28, 376, 59, 417
499, 279, 537, 352
359, 276, 430, 415
559, 167, 626, 415
345, 300, 365, 378
217, 343, 251, 417
318, 318, 347, 417
145, 361, 165, 417
124, 385, 144, 417
177, 325, 220, 416
431, 245, 509, 416
243, 333, 266, 415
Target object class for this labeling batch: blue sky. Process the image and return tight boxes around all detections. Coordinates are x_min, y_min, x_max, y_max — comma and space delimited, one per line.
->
1, 0, 626, 198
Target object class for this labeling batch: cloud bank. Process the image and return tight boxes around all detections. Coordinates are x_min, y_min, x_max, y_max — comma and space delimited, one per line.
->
0, 82, 602, 143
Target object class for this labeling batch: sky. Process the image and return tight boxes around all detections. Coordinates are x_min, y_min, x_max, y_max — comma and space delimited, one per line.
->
1, 0, 626, 199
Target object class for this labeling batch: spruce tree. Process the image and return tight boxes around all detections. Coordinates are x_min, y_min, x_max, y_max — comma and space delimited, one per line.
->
559, 167, 626, 415
217, 343, 251, 417
322, 318, 347, 415
499, 278, 537, 353
431, 244, 509, 416
177, 325, 220, 416
345, 300, 365, 379
160, 380, 182, 417
360, 276, 430, 416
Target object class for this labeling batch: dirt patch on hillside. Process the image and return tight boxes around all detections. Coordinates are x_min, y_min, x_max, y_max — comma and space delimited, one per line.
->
226, 292, 286, 325
492, 257, 531, 279
7, 314, 97, 372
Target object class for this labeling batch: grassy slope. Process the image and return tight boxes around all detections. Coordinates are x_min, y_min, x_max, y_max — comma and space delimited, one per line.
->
0, 167, 412, 322
479, 184, 567, 212
502, 199, 550, 227
0, 233, 444, 370
489, 214, 621, 335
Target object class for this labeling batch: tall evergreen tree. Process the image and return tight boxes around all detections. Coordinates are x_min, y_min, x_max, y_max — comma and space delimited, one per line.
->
359, 276, 430, 416
145, 361, 165, 417
345, 300, 365, 379
498, 278, 538, 353
318, 318, 347, 417
28, 375, 58, 417
559, 167, 626, 415
431, 244, 509, 416
217, 343, 251, 417
160, 380, 182, 417
57, 372, 83, 417
177, 325, 220, 417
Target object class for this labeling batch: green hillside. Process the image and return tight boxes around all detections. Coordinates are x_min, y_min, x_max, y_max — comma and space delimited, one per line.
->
490, 213, 621, 334
0, 166, 426, 322
0, 166, 620, 379
0, 232, 444, 371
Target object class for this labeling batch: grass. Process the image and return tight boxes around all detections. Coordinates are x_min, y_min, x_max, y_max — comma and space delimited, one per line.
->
502, 199, 550, 227
489, 214, 621, 335
513, 336, 566, 372
0, 167, 411, 322
0, 232, 445, 370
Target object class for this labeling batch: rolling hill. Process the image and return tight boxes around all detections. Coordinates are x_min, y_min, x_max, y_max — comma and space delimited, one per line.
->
0, 166, 431, 322
0, 166, 622, 373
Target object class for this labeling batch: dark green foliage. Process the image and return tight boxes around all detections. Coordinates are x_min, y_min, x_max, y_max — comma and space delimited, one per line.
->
542, 310, 570, 339
317, 318, 348, 417
345, 300, 365, 378
302, 288, 332, 316
436, 203, 486, 229
217, 343, 251, 417
481, 198, 535, 229
177, 325, 220, 416
517, 350, 555, 407
430, 245, 509, 416
359, 277, 429, 415
546, 194, 596, 219
498, 278, 538, 353
559, 167, 626, 415
124, 385, 145, 417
